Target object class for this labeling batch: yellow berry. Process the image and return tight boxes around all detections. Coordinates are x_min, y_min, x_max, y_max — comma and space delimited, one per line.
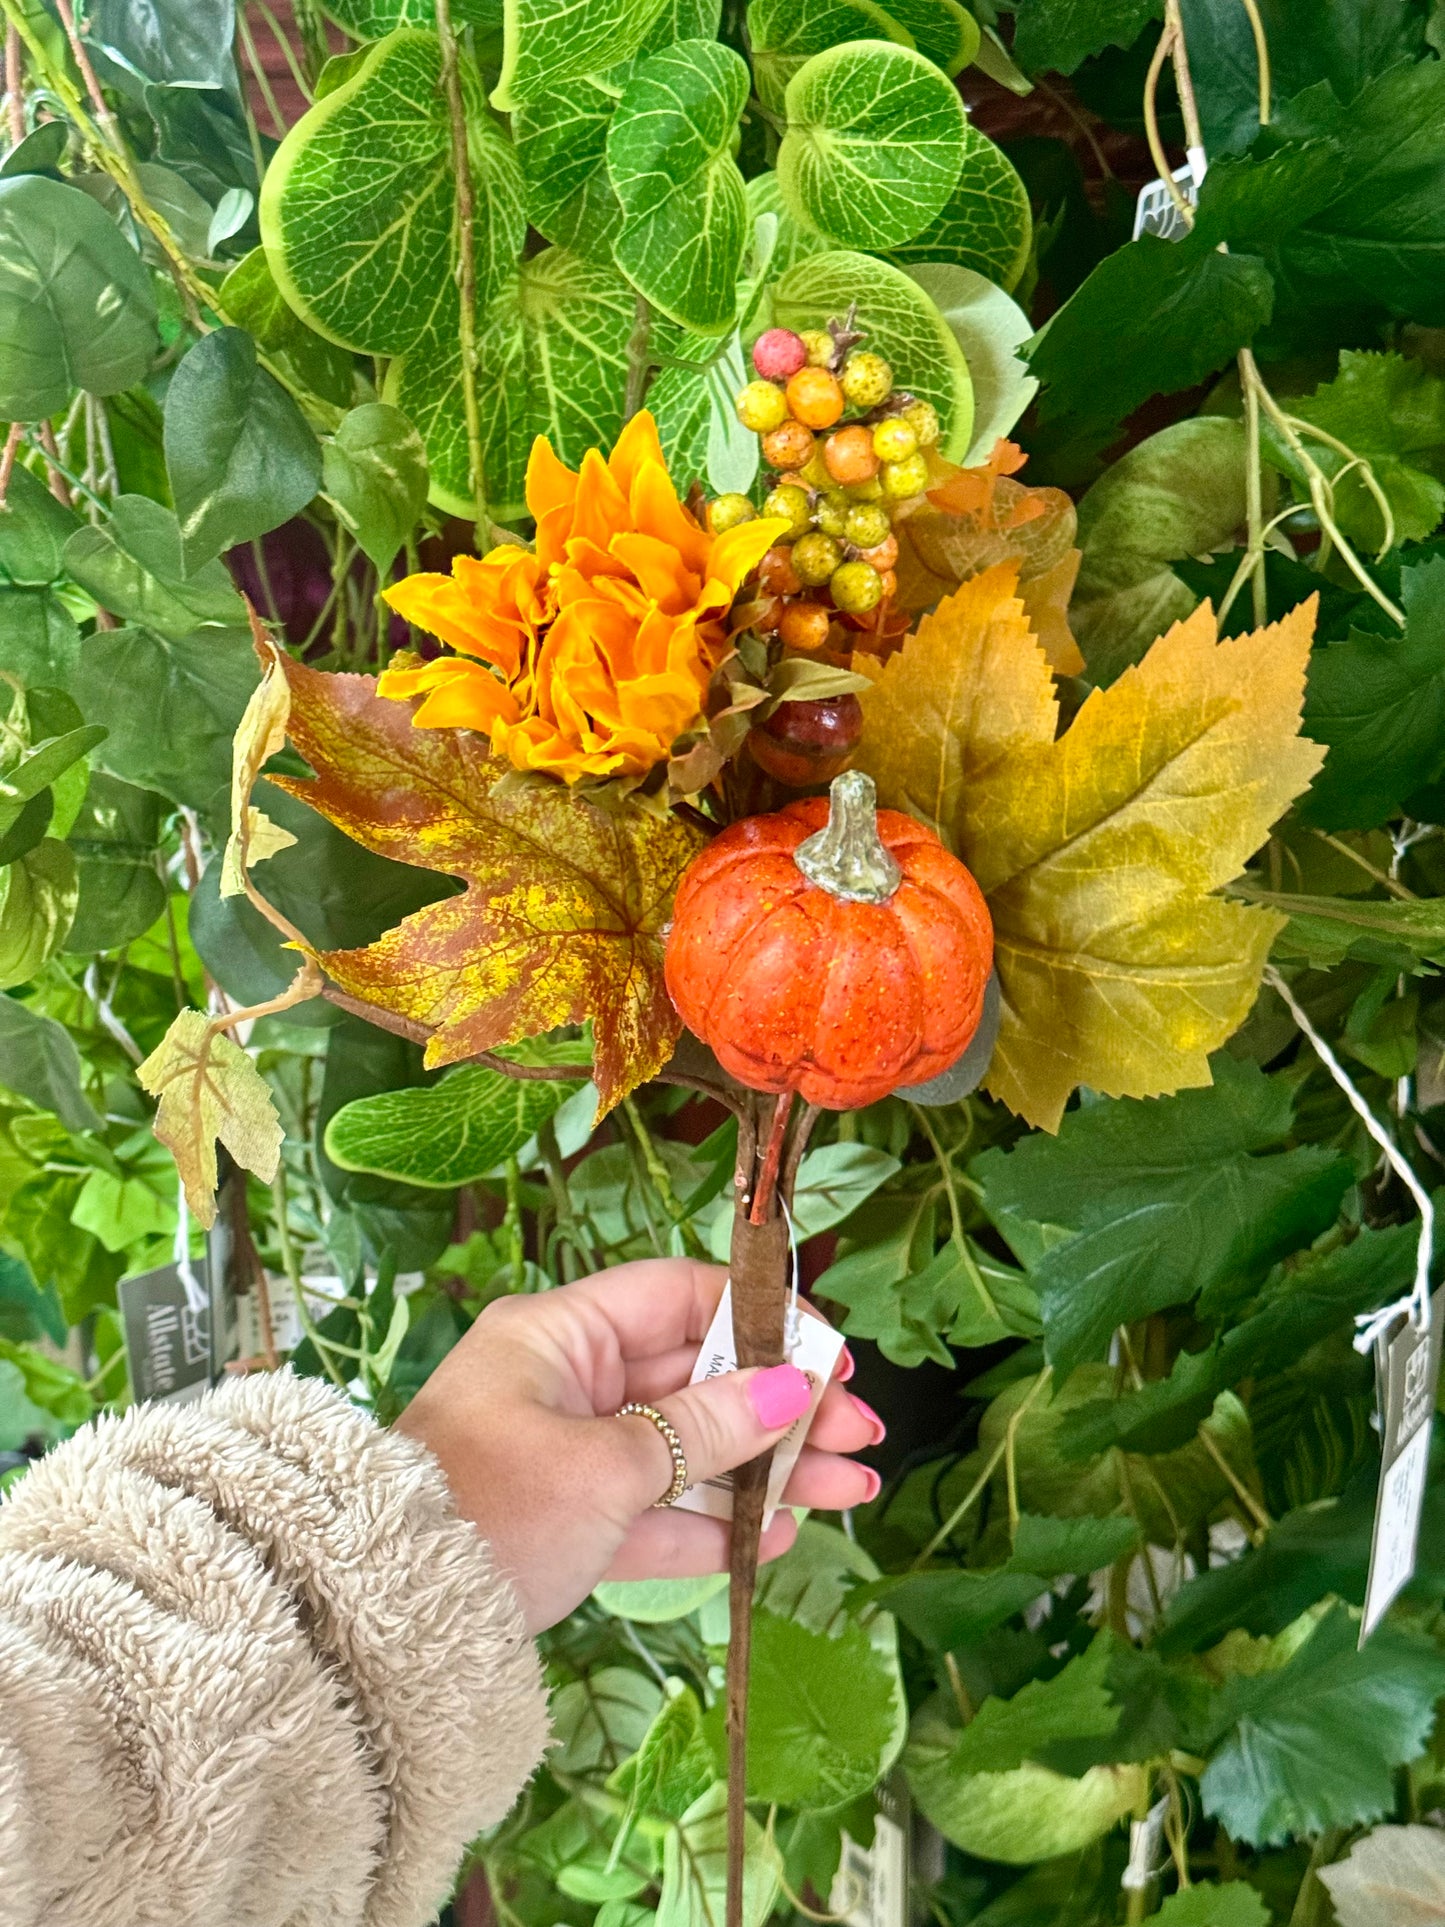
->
830, 560, 884, 613
815, 491, 851, 538
800, 329, 835, 367
872, 417, 919, 462
841, 350, 893, 409
708, 492, 757, 533
844, 501, 891, 549
881, 452, 930, 500
763, 483, 813, 539
796, 447, 831, 492
847, 476, 884, 502
737, 380, 790, 433
793, 530, 843, 586
902, 398, 940, 447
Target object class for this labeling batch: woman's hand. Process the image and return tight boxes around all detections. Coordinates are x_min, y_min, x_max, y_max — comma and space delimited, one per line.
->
395, 1258, 883, 1633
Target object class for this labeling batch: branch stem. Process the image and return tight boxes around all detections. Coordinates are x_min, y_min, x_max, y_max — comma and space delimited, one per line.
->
434, 0, 490, 551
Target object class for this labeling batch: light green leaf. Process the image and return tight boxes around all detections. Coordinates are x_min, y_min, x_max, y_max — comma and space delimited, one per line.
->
771, 248, 973, 458
324, 1041, 590, 1187
321, 403, 429, 572
887, 119, 1032, 291
1318, 1825, 1445, 1927
902, 263, 1036, 463
1071, 417, 1249, 686
0, 991, 103, 1133
621, 1683, 717, 1827
607, 40, 750, 334
1154, 1883, 1271, 1927
657, 1783, 780, 1927
260, 29, 525, 355
745, 1610, 903, 1809
747, 0, 914, 116
513, 79, 623, 265
493, 0, 670, 110
388, 248, 634, 519
0, 840, 76, 989
745, 169, 827, 276
778, 40, 966, 251
551, 1666, 666, 1777
70, 1168, 174, 1252
882, 0, 979, 72
0, 174, 157, 417
594, 1572, 729, 1621
164, 328, 321, 572
324, 0, 503, 34
62, 494, 248, 639
705, 1140, 899, 1259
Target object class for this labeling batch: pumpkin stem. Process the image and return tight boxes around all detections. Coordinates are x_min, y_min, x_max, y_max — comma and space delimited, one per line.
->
794, 770, 902, 903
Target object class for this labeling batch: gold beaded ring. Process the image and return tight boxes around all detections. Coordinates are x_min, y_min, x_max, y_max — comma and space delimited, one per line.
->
615, 1401, 689, 1507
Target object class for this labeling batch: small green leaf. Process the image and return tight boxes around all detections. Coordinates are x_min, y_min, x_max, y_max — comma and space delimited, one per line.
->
887, 119, 1032, 291
657, 1783, 779, 1927
62, 495, 247, 640
772, 248, 973, 458
0, 175, 158, 417
164, 327, 321, 572
64, 774, 166, 955
0, 462, 81, 588
70, 1168, 174, 1252
902, 264, 1036, 464
779, 40, 967, 251
607, 40, 750, 334
744, 1610, 903, 1809
551, 1667, 665, 1777
0, 991, 104, 1133
493, 0, 670, 109
881, 0, 980, 73
322, 403, 429, 572
1154, 1883, 1270, 1927
622, 1684, 716, 1826
0, 839, 77, 989
324, 1043, 590, 1187
218, 246, 355, 408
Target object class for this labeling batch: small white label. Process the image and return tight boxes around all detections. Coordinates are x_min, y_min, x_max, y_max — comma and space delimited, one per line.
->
1364, 1414, 1432, 1636
1133, 147, 1208, 242
670, 1280, 846, 1527
1361, 1288, 1443, 1642
831, 1809, 909, 1927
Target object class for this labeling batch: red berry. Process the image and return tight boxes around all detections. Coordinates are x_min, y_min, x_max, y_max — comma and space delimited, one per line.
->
753, 328, 808, 381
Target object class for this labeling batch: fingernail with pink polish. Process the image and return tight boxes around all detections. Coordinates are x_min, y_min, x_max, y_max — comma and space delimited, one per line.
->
749, 1363, 812, 1428
849, 1393, 886, 1443
837, 1347, 856, 1382
859, 1466, 882, 1502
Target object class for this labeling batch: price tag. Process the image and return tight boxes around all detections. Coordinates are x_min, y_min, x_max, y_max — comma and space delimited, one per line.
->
1133, 148, 1207, 241
119, 1262, 217, 1406
670, 1280, 846, 1527
1361, 1287, 1443, 1643
830, 1777, 911, 1927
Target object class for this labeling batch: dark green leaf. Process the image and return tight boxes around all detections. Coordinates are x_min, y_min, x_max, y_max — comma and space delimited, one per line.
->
0, 123, 68, 178
84, 0, 239, 92
0, 175, 158, 417
0, 991, 103, 1132
217, 246, 355, 408
1011, 0, 1160, 76
0, 462, 81, 587
144, 81, 257, 198
164, 327, 321, 572
0, 590, 80, 686
321, 403, 428, 572
0, 1252, 66, 1347
64, 774, 166, 954
1197, 1607, 1445, 1845
62, 495, 247, 638
1302, 555, 1445, 830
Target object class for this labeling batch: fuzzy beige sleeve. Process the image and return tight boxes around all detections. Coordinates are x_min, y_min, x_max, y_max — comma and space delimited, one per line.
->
0, 1369, 550, 1927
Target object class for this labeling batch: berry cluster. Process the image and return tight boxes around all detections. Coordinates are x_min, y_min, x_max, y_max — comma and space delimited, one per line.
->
708, 322, 939, 654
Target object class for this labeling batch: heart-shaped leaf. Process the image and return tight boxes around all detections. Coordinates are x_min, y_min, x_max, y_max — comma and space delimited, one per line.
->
887, 119, 1032, 292
493, 0, 671, 110
322, 403, 429, 572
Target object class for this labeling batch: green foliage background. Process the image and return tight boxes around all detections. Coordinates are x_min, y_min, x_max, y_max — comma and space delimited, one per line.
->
4, 0, 1445, 1922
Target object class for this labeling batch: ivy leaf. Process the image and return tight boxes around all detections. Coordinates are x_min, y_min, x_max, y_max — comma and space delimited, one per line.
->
164, 328, 321, 573
1300, 555, 1445, 831
387, 248, 634, 520
888, 126, 1033, 293
0, 463, 80, 588
1154, 1884, 1270, 1927
324, 1040, 591, 1187
778, 41, 966, 252
0, 175, 158, 418
864, 581, 1322, 1129
64, 774, 167, 955
0, 991, 103, 1134
218, 246, 355, 409
1318, 1825, 1445, 1927
321, 403, 429, 573
494, 0, 670, 110
62, 495, 248, 640
260, 29, 525, 355
607, 40, 750, 334
975, 1056, 1352, 1373
741, 1611, 903, 1809
270, 657, 705, 1115
1198, 1607, 1445, 1846
773, 248, 973, 458
137, 1008, 285, 1228
951, 1635, 1119, 1776
1010, 0, 1160, 74
748, 0, 914, 117
1071, 417, 1249, 686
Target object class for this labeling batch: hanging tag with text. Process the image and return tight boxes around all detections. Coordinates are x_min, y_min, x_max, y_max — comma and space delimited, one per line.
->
1361, 1287, 1443, 1643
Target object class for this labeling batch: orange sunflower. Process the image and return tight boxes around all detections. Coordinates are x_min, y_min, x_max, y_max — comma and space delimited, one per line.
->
379, 412, 784, 784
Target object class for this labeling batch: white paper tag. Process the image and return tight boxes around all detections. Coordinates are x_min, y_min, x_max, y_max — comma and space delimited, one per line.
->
1133, 147, 1208, 241
1362, 1286, 1443, 1642
670, 1280, 846, 1527
830, 1778, 910, 1927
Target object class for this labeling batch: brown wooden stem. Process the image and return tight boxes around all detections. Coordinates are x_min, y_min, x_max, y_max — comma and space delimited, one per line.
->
725, 1095, 820, 1927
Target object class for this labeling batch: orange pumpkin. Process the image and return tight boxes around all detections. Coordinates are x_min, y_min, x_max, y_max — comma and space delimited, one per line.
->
665, 771, 993, 1109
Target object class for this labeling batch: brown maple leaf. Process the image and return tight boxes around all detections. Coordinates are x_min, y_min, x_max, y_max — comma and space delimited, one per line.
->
270, 657, 705, 1115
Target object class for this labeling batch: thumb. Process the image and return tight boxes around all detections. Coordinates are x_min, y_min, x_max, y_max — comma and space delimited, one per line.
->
612, 1363, 817, 1513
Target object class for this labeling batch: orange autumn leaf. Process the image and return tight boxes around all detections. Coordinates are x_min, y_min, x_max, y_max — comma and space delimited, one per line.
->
268, 655, 705, 1115
927, 438, 1034, 524
859, 580, 1324, 1130
379, 411, 785, 785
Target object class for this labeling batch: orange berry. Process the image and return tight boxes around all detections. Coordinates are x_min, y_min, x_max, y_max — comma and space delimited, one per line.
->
858, 532, 899, 570
758, 545, 802, 596
823, 423, 880, 486
761, 418, 816, 471
877, 568, 898, 600
779, 601, 832, 651
785, 365, 845, 430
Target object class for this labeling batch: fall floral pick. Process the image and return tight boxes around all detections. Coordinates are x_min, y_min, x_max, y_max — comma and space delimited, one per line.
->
379, 411, 786, 783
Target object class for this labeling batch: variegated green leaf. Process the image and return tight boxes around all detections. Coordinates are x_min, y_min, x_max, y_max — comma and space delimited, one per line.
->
493, 0, 670, 110
888, 117, 1033, 291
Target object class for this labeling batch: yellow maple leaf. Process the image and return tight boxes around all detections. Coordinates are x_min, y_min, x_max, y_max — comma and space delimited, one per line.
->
138, 1010, 285, 1227
859, 579, 1324, 1130
220, 618, 296, 900
270, 655, 705, 1115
